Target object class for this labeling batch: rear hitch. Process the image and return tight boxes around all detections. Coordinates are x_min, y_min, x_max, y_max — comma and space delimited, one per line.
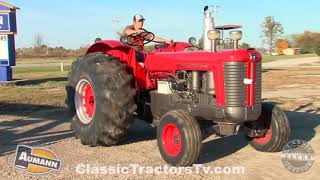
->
202, 122, 241, 139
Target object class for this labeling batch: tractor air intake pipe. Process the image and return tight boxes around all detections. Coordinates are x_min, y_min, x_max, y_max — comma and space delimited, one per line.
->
207, 30, 221, 52
229, 31, 243, 50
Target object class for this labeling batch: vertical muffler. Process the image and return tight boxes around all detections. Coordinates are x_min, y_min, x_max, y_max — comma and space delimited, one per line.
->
203, 6, 215, 51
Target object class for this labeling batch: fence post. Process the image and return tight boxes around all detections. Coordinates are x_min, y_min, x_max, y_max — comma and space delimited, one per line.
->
60, 62, 64, 72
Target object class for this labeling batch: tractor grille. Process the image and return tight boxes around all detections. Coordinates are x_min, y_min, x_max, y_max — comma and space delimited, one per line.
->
256, 62, 262, 104
224, 62, 247, 107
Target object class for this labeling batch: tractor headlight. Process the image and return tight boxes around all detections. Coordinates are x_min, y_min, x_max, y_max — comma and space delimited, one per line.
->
229, 31, 242, 41
207, 30, 221, 40
188, 37, 197, 46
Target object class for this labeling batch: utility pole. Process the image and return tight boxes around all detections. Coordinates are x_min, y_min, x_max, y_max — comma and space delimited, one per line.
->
213, 5, 220, 25
112, 17, 121, 40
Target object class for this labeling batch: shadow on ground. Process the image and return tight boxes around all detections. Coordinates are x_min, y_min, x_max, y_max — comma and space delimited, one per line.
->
123, 120, 157, 145
262, 68, 286, 73
0, 102, 73, 155
15, 77, 68, 86
197, 110, 320, 164
1, 101, 319, 165
286, 110, 320, 142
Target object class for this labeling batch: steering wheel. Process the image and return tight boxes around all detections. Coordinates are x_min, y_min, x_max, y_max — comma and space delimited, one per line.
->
124, 29, 155, 47
154, 42, 169, 49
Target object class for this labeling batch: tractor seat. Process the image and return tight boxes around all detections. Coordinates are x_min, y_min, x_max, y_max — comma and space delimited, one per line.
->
135, 51, 145, 63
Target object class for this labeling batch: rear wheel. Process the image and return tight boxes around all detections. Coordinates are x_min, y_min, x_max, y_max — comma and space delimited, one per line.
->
66, 53, 137, 146
246, 103, 290, 152
157, 110, 202, 166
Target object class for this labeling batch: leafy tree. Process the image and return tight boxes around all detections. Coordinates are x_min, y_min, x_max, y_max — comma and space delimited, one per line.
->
315, 46, 320, 56
276, 39, 290, 54
292, 31, 320, 54
261, 16, 284, 54
144, 45, 155, 52
240, 42, 251, 49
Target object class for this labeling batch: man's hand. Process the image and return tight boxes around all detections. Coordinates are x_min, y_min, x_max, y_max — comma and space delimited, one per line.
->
165, 39, 174, 45
153, 37, 174, 44
135, 29, 145, 34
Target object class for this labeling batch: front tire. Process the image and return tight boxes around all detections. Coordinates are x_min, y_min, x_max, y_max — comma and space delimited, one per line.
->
157, 110, 202, 166
66, 53, 137, 146
246, 103, 290, 152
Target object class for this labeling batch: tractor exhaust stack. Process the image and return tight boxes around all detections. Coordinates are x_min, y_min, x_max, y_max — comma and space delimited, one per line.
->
203, 6, 215, 51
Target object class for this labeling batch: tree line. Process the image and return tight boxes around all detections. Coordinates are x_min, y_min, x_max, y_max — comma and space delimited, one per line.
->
16, 18, 320, 58
261, 16, 319, 55
16, 33, 88, 58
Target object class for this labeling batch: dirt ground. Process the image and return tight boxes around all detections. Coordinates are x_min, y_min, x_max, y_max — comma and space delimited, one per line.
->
0, 57, 319, 179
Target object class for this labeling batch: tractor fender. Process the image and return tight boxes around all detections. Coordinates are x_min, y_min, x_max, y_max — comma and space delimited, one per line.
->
86, 40, 135, 70
86, 40, 132, 56
85, 40, 149, 90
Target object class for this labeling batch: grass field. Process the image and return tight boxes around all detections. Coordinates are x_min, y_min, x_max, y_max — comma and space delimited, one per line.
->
262, 54, 317, 63
15, 53, 317, 65
0, 66, 70, 109
13, 66, 70, 79
16, 57, 75, 64
8, 53, 319, 82
0, 53, 317, 109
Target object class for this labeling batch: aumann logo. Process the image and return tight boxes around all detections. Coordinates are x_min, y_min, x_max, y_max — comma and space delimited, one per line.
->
14, 145, 62, 174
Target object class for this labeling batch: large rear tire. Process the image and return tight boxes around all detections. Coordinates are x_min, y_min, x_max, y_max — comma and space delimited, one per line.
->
66, 53, 137, 146
157, 110, 202, 166
246, 103, 290, 152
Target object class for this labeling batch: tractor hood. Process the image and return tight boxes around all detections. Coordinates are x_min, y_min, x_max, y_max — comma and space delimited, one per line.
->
144, 48, 262, 72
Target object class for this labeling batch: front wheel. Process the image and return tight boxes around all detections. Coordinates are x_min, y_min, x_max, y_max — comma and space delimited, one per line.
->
157, 110, 202, 166
246, 103, 290, 152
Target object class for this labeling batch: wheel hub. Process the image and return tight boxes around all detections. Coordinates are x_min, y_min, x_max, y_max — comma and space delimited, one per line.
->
75, 79, 95, 124
254, 127, 272, 144
162, 123, 182, 157
253, 113, 273, 144
82, 83, 94, 118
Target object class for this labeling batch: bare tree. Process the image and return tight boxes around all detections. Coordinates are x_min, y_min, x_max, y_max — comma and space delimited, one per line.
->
261, 16, 284, 54
33, 33, 47, 55
34, 33, 44, 48
34, 33, 43, 54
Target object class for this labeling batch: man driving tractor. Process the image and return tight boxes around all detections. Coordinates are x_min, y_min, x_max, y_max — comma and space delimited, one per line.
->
123, 14, 174, 51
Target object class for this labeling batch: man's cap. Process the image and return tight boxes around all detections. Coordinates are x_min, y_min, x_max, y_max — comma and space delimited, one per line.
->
133, 14, 146, 22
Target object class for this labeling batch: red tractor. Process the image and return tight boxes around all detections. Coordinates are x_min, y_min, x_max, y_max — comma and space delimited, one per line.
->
66, 6, 290, 166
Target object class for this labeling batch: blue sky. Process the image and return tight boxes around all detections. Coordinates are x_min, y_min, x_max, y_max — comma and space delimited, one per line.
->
4, 0, 320, 49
